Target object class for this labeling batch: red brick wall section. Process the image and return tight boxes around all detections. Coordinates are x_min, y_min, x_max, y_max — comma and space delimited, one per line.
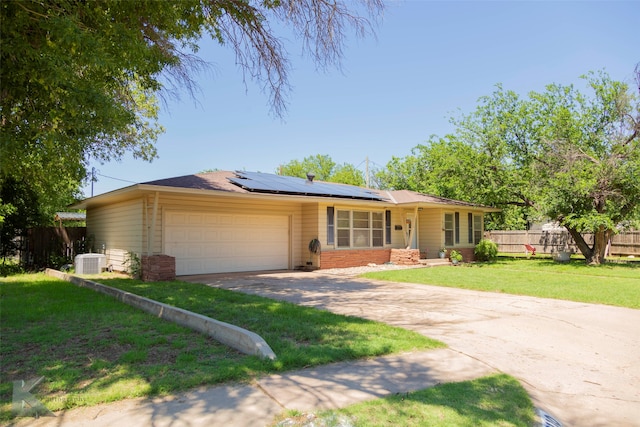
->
320, 249, 391, 269
142, 254, 176, 282
457, 247, 476, 262
390, 248, 421, 265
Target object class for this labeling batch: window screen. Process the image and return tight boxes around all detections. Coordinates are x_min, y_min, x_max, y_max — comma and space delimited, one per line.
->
327, 207, 335, 245
474, 215, 483, 244
385, 210, 391, 244
444, 213, 454, 246
337, 210, 351, 247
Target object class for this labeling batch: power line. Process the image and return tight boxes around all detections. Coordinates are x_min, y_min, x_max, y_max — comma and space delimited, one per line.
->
95, 172, 138, 184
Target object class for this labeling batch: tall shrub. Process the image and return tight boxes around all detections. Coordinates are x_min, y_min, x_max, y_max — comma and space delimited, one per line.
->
475, 239, 498, 262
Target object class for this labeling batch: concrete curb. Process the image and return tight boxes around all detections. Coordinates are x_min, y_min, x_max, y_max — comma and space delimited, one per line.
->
45, 269, 276, 360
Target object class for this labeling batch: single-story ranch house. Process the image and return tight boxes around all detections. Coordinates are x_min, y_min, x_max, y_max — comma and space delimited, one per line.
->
71, 170, 499, 276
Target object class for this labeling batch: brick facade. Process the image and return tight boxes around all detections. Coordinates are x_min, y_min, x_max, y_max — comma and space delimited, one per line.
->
320, 249, 391, 269
456, 247, 476, 262
141, 254, 176, 282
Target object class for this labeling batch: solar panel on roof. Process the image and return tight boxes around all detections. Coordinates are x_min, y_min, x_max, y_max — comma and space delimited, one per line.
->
228, 171, 385, 201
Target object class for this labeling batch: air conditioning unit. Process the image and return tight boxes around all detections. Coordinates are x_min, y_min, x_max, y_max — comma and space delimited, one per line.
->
74, 254, 107, 275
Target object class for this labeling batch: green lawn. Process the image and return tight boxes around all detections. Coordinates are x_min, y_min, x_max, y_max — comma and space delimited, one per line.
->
0, 273, 442, 420
362, 258, 640, 309
275, 374, 535, 427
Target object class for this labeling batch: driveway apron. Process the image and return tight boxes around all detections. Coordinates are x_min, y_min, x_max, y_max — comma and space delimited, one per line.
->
185, 270, 640, 427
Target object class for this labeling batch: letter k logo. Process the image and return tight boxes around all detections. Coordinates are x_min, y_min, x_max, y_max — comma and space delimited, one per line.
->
12, 377, 54, 418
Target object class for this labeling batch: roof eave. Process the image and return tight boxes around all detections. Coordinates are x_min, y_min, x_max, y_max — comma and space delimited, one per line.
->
71, 183, 393, 209
71, 181, 499, 211
395, 201, 501, 212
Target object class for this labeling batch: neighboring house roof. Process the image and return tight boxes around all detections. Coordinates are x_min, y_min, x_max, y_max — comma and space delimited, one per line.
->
71, 170, 499, 212
540, 222, 567, 232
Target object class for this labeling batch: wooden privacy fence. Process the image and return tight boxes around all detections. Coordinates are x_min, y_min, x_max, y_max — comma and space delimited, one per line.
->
486, 230, 640, 257
22, 227, 87, 268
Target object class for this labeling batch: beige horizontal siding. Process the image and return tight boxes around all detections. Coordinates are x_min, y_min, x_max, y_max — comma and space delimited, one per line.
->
418, 208, 442, 258
416, 208, 485, 258
87, 199, 143, 271
301, 204, 320, 268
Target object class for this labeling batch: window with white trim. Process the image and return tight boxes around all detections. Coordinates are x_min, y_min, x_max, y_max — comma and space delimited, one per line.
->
336, 210, 385, 248
444, 213, 454, 247
473, 214, 483, 244
337, 210, 350, 247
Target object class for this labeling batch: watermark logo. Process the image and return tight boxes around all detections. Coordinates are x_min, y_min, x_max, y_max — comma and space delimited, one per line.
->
12, 377, 54, 418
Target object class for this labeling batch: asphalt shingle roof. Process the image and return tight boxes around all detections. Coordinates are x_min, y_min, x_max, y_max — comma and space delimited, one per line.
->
141, 170, 495, 210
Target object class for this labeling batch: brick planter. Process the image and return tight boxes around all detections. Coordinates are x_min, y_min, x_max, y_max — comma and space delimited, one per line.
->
390, 248, 421, 265
457, 248, 476, 262
320, 249, 391, 269
141, 254, 176, 282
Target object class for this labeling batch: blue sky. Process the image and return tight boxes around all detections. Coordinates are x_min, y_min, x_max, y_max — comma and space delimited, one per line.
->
83, 0, 639, 197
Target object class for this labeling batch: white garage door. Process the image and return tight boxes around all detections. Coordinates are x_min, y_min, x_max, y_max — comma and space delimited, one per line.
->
164, 211, 290, 275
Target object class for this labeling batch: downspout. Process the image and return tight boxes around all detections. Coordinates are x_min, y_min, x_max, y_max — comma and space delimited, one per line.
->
148, 192, 159, 256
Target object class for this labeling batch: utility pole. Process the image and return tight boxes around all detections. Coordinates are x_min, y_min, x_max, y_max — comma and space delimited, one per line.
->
91, 167, 96, 197
365, 156, 370, 188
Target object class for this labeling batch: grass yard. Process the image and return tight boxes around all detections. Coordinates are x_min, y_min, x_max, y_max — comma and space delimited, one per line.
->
275, 374, 535, 427
362, 258, 640, 309
0, 274, 442, 420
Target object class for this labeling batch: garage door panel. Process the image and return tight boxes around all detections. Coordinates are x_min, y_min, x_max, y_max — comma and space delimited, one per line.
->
187, 214, 203, 225
219, 230, 234, 241
164, 243, 185, 257
203, 230, 218, 240
168, 229, 187, 240
262, 229, 286, 240
167, 212, 187, 225
187, 230, 203, 241
203, 214, 218, 225
201, 244, 221, 257
165, 211, 289, 275
219, 215, 234, 226
186, 245, 203, 257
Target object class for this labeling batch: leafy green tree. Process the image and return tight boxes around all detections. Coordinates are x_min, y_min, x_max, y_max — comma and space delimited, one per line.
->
465, 72, 639, 264
278, 154, 365, 186
279, 154, 336, 181
379, 70, 640, 264
0, 0, 382, 227
330, 163, 366, 186
376, 137, 529, 230
0, 177, 43, 260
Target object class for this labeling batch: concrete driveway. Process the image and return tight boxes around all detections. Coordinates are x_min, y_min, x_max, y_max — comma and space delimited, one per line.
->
185, 269, 640, 427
